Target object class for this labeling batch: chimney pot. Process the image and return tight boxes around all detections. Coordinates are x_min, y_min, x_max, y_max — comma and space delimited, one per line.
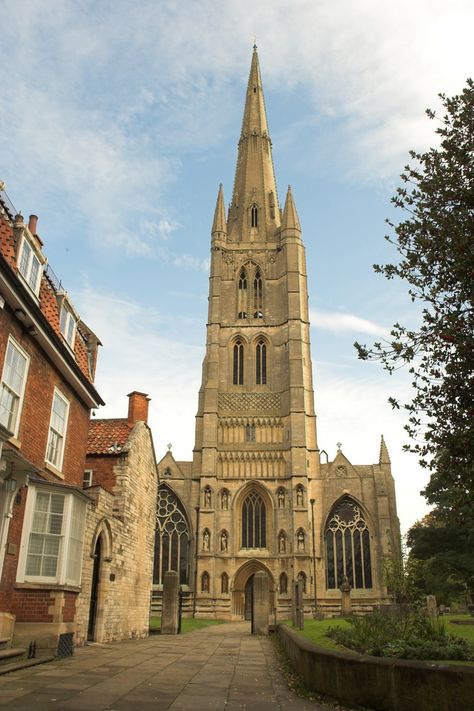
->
28, 215, 38, 234
127, 391, 150, 425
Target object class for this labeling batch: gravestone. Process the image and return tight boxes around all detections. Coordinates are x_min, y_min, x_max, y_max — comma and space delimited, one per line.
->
340, 576, 352, 616
161, 571, 180, 634
252, 571, 269, 635
426, 594, 438, 617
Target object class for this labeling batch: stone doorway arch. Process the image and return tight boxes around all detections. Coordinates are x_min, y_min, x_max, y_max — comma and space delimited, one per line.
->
232, 559, 274, 620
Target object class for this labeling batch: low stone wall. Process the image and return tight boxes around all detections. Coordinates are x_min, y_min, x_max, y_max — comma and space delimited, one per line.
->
278, 624, 474, 711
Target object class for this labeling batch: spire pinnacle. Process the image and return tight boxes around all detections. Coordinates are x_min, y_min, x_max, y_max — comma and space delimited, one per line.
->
281, 185, 301, 233
379, 435, 391, 465
228, 48, 280, 242
211, 183, 227, 238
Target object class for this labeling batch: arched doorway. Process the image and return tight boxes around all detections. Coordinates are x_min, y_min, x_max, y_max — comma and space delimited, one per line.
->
88, 535, 102, 641
232, 560, 274, 621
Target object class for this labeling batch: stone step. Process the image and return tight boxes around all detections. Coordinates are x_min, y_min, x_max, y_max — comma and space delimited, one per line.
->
0, 648, 26, 666
0, 637, 11, 650
0, 654, 55, 677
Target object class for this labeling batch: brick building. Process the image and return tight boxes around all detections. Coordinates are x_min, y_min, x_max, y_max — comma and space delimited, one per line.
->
0, 185, 104, 652
75, 392, 158, 645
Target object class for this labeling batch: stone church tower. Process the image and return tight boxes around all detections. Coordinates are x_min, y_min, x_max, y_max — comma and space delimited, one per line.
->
154, 47, 400, 619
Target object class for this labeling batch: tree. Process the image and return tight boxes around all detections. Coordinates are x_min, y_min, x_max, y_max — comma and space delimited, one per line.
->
354, 79, 474, 598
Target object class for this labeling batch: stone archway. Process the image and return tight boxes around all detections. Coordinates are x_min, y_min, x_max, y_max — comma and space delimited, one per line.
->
232, 559, 274, 620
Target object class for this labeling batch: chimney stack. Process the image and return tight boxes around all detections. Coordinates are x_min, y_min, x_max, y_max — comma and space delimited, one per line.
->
127, 391, 150, 425
28, 215, 38, 235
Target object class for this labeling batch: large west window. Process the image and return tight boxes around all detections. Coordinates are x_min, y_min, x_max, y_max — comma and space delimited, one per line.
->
0, 337, 29, 436
242, 491, 266, 548
17, 486, 86, 585
325, 496, 373, 589
18, 238, 42, 295
153, 484, 190, 586
46, 388, 70, 471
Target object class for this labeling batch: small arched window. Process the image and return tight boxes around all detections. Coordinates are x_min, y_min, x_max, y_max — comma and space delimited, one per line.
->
233, 340, 244, 385
201, 571, 210, 592
242, 491, 266, 548
245, 423, 256, 442
256, 340, 267, 385
325, 496, 373, 590
279, 572, 288, 594
253, 270, 263, 318
251, 204, 258, 228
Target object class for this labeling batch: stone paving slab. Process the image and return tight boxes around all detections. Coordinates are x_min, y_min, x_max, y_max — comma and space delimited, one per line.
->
0, 621, 346, 711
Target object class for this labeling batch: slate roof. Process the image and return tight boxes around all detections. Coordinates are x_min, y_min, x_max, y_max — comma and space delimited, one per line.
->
87, 419, 132, 455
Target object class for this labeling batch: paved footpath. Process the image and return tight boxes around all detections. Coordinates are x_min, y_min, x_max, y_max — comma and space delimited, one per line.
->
0, 622, 344, 711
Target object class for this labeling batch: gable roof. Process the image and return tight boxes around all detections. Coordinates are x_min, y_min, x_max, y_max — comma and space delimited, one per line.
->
87, 419, 132, 455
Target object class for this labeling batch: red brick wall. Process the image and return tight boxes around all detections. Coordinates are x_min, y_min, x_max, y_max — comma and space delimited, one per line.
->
85, 455, 120, 494
62, 591, 77, 623
10, 589, 53, 622
0, 305, 90, 486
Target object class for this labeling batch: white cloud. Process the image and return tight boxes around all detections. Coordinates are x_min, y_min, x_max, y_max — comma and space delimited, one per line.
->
310, 309, 388, 337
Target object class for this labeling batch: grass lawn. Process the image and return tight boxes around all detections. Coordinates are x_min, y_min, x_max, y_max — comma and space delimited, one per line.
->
281, 618, 350, 651
444, 614, 474, 644
149, 616, 226, 633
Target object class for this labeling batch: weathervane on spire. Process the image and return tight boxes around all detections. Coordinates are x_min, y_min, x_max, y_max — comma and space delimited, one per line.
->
253, 36, 257, 50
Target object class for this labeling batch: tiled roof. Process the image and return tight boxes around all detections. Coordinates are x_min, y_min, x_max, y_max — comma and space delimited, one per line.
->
87, 419, 132, 455
0, 209, 98, 385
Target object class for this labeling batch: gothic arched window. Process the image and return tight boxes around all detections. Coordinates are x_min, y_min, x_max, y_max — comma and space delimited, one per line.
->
251, 204, 258, 228
242, 491, 266, 548
325, 496, 373, 590
256, 340, 267, 384
153, 484, 190, 586
237, 269, 248, 319
233, 340, 244, 385
253, 270, 263, 318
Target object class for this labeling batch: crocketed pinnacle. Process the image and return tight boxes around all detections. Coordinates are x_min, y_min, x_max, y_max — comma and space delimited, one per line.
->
280, 185, 301, 233
228, 46, 280, 242
211, 183, 227, 238
379, 435, 391, 465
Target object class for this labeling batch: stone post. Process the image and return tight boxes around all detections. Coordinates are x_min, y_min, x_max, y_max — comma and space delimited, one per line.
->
252, 571, 269, 635
161, 571, 180, 634
340, 576, 352, 617
291, 580, 297, 627
296, 581, 304, 630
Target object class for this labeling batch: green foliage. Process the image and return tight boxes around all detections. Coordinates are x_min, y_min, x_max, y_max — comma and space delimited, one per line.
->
327, 608, 474, 661
354, 80, 474, 598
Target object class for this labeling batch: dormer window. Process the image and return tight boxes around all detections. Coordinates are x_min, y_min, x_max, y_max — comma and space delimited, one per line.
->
18, 238, 42, 295
60, 302, 77, 348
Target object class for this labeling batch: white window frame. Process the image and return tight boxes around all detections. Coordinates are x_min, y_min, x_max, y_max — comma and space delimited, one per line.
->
17, 236, 43, 296
0, 336, 30, 437
59, 301, 77, 349
16, 485, 87, 586
45, 388, 70, 472
83, 469, 93, 488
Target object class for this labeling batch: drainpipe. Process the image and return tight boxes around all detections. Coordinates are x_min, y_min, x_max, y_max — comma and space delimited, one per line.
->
192, 506, 200, 618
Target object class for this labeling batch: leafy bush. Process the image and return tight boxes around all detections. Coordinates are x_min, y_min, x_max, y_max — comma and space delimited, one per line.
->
327, 607, 474, 661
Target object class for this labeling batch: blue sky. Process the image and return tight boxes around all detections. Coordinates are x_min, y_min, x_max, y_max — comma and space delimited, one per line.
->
1, 0, 472, 533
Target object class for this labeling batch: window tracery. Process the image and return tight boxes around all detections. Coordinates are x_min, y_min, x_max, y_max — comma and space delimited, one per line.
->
256, 339, 267, 385
233, 340, 244, 385
153, 485, 190, 586
325, 496, 373, 590
242, 491, 266, 548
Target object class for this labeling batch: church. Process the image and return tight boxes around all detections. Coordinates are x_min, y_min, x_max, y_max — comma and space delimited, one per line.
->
154, 47, 400, 621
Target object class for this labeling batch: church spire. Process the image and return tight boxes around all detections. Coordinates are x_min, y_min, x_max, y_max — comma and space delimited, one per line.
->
280, 185, 301, 235
379, 435, 391, 465
228, 46, 280, 242
211, 183, 227, 240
